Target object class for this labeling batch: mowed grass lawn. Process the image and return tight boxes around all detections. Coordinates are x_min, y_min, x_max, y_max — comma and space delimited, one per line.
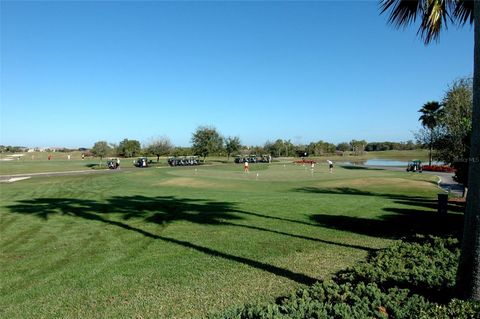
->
0, 151, 102, 175
0, 161, 453, 318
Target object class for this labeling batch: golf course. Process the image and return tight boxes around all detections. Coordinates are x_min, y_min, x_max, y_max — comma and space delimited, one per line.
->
0, 154, 460, 318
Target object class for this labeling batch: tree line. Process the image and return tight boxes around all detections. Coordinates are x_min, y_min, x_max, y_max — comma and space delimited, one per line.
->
89, 131, 421, 161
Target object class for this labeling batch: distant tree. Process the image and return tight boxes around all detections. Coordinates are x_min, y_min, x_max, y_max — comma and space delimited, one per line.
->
350, 140, 367, 155
404, 140, 417, 150
250, 145, 266, 155
418, 101, 443, 165
172, 147, 192, 156
225, 136, 241, 161
191, 126, 224, 161
336, 142, 351, 154
146, 137, 174, 162
272, 140, 284, 157
366, 141, 419, 151
264, 141, 276, 156
117, 139, 141, 158
306, 140, 336, 156
414, 126, 443, 155
268, 139, 294, 157
91, 141, 111, 160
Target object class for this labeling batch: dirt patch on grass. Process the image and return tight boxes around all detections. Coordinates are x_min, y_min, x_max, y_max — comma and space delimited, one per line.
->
320, 177, 434, 190
154, 177, 223, 189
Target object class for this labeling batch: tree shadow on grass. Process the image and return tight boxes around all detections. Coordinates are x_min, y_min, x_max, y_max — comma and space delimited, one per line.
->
296, 186, 463, 239
295, 186, 463, 213
292, 185, 464, 301
7, 196, 325, 285
294, 186, 428, 201
339, 165, 383, 171
310, 209, 462, 239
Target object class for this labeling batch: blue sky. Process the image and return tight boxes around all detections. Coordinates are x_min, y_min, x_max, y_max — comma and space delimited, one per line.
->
0, 1, 473, 148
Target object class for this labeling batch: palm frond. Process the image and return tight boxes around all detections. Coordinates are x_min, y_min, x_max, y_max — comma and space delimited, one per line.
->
418, 0, 450, 44
380, 0, 471, 44
380, 0, 423, 28
418, 101, 443, 129
419, 101, 442, 112
452, 0, 473, 25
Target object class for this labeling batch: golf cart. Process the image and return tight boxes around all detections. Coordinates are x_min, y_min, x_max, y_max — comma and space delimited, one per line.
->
134, 157, 150, 168
167, 156, 200, 166
106, 158, 119, 169
406, 160, 423, 172
259, 154, 272, 163
235, 155, 258, 164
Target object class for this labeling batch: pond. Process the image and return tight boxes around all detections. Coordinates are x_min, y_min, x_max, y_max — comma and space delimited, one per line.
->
340, 159, 441, 167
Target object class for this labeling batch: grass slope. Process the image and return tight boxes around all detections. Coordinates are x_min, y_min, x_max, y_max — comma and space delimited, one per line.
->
0, 161, 455, 318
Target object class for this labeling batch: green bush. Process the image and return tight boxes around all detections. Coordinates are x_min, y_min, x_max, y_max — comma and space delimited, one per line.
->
210, 281, 432, 319
420, 299, 480, 319
210, 236, 480, 319
334, 236, 459, 301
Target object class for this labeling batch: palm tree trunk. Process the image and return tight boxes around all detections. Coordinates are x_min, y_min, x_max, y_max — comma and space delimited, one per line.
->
429, 131, 433, 166
456, 0, 480, 301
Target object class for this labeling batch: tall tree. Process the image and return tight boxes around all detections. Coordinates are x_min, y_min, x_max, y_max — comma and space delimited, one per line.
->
225, 136, 242, 161
191, 126, 224, 161
336, 142, 351, 154
146, 137, 174, 162
91, 141, 111, 160
418, 101, 443, 165
117, 138, 141, 158
350, 139, 367, 155
380, 0, 479, 300
435, 78, 473, 190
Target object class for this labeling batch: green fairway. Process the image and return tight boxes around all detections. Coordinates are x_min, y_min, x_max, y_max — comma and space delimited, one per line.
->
0, 149, 430, 175
0, 152, 100, 175
0, 161, 459, 318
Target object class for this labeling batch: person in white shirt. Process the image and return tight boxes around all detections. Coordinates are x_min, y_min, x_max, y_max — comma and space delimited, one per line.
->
327, 160, 333, 173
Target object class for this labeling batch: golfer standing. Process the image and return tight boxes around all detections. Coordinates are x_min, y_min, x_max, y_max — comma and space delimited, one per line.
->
244, 160, 249, 173
327, 160, 333, 173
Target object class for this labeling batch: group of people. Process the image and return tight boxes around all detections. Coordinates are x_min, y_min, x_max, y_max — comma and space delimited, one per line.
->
310, 160, 334, 173
244, 159, 334, 173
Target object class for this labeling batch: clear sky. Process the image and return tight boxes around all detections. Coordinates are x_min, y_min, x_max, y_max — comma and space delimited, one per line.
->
0, 1, 473, 148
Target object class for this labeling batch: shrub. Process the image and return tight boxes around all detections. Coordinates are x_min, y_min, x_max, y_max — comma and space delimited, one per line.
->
419, 299, 480, 319
210, 281, 433, 319
211, 236, 480, 319
334, 236, 459, 301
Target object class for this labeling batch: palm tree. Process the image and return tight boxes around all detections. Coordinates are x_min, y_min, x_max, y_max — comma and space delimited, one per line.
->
380, 0, 479, 300
418, 101, 443, 165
